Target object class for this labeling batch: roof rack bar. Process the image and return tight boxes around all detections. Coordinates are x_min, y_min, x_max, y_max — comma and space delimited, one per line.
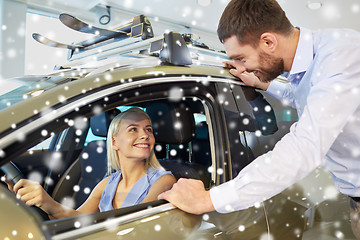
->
62, 36, 164, 68
60, 31, 192, 68
187, 45, 228, 61
67, 15, 154, 58
61, 31, 231, 69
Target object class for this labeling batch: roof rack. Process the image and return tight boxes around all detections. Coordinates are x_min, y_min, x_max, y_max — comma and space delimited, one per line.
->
33, 14, 153, 52
33, 13, 228, 69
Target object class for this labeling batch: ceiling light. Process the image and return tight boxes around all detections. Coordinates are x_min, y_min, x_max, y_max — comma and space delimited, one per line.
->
307, 1, 322, 10
197, 0, 211, 7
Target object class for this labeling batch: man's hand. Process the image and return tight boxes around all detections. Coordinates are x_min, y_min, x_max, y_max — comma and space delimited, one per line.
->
158, 178, 215, 215
223, 61, 270, 90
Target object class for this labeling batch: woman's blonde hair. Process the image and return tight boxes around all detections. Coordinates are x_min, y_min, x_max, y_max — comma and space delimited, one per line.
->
106, 107, 163, 172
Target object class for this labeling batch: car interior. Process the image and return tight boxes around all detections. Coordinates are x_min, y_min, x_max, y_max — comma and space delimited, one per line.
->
2, 97, 213, 218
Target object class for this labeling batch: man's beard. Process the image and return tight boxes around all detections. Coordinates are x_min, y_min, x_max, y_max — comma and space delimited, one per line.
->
257, 51, 284, 83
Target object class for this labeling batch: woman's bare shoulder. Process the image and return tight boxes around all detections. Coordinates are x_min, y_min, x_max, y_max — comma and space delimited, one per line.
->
92, 176, 111, 195
152, 173, 177, 191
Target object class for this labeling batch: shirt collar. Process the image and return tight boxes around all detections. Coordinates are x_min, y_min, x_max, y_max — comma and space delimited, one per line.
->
288, 27, 314, 77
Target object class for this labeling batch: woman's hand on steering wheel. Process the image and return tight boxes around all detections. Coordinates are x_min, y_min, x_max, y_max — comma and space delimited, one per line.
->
13, 179, 53, 211
1, 162, 50, 220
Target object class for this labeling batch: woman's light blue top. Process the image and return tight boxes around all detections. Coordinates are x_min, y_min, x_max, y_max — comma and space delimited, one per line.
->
99, 167, 172, 212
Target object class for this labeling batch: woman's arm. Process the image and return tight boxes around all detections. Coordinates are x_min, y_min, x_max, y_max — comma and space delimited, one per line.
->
11, 177, 109, 219
142, 174, 176, 203
75, 177, 109, 215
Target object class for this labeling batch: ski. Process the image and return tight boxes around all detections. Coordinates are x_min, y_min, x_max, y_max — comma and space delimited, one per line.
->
59, 13, 127, 36
59, 14, 153, 44
32, 33, 83, 50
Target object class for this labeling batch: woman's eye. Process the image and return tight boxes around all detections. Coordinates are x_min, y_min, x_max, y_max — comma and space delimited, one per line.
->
129, 128, 137, 132
146, 128, 153, 133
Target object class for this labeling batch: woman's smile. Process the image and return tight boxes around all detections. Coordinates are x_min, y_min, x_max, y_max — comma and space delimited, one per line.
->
133, 143, 151, 149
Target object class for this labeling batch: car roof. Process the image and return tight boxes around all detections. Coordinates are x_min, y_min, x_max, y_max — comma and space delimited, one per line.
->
0, 60, 238, 133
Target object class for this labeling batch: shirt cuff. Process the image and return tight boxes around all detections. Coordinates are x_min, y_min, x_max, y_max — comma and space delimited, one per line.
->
265, 80, 286, 100
209, 180, 240, 213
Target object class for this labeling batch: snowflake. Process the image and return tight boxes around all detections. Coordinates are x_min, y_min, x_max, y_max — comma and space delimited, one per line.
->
323, 185, 339, 200
154, 224, 161, 231
45, 152, 63, 171
97, 146, 104, 153
74, 221, 81, 228
259, 232, 274, 240
84, 187, 91, 194
238, 225, 245, 232
28, 171, 43, 183
170, 149, 177, 156
242, 118, 250, 125
202, 214, 209, 221
322, 3, 340, 20
85, 166, 92, 173
45, 176, 54, 186
335, 230, 344, 239
168, 87, 183, 102
7, 48, 16, 58
174, 121, 182, 130
93, 106, 102, 115
155, 145, 162, 152
73, 185, 80, 192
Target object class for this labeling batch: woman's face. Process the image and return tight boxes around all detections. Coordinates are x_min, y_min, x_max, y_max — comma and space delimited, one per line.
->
112, 112, 155, 163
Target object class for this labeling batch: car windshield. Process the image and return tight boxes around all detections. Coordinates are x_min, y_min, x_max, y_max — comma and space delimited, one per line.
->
0, 73, 82, 111
0, 76, 54, 111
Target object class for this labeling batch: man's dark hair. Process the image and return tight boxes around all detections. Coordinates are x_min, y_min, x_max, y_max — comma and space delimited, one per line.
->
217, 0, 293, 46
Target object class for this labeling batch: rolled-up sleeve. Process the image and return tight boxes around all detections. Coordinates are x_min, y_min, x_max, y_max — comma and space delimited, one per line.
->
210, 45, 360, 213
266, 80, 296, 108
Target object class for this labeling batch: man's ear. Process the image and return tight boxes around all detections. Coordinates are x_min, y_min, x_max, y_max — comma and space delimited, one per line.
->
259, 32, 278, 53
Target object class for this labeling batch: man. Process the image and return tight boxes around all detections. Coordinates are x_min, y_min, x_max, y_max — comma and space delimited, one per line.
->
159, 0, 360, 237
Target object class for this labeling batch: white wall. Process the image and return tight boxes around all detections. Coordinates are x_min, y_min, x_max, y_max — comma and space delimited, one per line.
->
0, 0, 27, 79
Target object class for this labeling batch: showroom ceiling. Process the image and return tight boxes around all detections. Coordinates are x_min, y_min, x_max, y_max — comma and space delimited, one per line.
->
106, 0, 360, 31
23, 0, 360, 32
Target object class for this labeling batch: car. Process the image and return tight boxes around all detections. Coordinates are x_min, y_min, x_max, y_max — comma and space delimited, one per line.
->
0, 13, 356, 240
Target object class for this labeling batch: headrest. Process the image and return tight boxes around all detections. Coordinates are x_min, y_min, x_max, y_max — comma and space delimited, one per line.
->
90, 108, 121, 137
146, 101, 195, 144
195, 122, 209, 140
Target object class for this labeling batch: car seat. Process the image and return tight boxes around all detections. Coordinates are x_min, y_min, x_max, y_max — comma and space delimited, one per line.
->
192, 121, 211, 168
52, 109, 120, 208
146, 101, 210, 188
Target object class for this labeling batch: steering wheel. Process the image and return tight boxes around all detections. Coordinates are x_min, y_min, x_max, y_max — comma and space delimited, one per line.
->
1, 161, 50, 221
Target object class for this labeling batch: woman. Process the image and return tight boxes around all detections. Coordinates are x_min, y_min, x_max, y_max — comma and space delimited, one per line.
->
5, 108, 176, 219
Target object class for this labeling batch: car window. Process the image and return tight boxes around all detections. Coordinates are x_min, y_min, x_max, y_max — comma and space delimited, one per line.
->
33, 97, 213, 212
241, 90, 298, 159
84, 128, 106, 146
29, 135, 54, 151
